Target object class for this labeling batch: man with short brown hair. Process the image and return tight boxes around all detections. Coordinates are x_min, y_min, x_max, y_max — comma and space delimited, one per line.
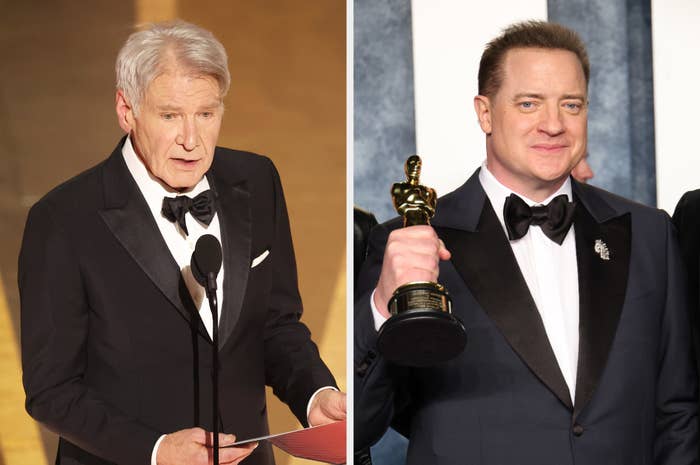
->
355, 20, 697, 464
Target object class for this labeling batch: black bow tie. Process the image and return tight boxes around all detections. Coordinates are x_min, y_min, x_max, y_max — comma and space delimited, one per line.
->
503, 193, 576, 245
161, 189, 216, 235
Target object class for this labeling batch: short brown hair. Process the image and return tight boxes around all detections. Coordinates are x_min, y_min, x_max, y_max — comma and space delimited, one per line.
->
478, 20, 590, 97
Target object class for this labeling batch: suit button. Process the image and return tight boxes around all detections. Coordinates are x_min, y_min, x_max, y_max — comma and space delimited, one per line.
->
572, 424, 584, 436
356, 361, 368, 378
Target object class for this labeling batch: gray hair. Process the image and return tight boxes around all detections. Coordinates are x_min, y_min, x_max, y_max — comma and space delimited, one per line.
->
116, 20, 231, 112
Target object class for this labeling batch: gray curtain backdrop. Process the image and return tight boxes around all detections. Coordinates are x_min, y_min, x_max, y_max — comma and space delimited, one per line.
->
354, 0, 413, 462
548, 0, 656, 205
354, 0, 416, 222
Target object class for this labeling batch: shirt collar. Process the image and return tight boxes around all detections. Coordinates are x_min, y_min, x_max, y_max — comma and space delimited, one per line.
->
478, 161, 572, 231
121, 135, 210, 218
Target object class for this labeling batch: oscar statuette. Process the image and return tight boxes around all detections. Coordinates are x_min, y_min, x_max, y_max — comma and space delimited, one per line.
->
376, 155, 467, 366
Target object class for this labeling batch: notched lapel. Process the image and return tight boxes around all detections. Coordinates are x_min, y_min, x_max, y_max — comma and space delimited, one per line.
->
98, 152, 209, 341
573, 200, 631, 418
211, 178, 252, 351
439, 200, 573, 410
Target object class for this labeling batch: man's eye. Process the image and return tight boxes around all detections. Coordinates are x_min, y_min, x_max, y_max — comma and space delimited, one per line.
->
200, 112, 213, 118
519, 101, 535, 109
161, 113, 176, 120
564, 102, 582, 111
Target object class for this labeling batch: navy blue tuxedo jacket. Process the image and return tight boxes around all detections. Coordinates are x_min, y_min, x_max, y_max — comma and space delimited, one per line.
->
355, 170, 697, 465
19, 139, 336, 465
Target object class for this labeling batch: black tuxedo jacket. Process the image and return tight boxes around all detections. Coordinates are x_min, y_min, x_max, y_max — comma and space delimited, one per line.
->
355, 170, 698, 465
19, 139, 336, 465
673, 190, 700, 374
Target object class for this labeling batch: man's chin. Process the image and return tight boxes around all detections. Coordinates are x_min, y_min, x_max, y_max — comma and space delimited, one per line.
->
526, 172, 572, 196
161, 174, 203, 192
531, 164, 575, 184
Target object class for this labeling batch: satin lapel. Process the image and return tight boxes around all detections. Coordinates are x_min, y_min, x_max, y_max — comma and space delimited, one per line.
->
572, 193, 631, 418
97, 146, 209, 341
209, 174, 252, 351
438, 200, 573, 410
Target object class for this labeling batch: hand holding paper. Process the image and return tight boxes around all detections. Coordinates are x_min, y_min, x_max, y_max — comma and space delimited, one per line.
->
226, 421, 346, 465
157, 428, 257, 465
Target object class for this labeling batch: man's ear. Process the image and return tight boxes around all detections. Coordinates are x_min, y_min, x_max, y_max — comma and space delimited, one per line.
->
115, 90, 134, 133
473, 95, 492, 135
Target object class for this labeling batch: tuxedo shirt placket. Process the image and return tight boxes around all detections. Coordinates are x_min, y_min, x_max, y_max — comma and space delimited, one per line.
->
479, 164, 579, 402
121, 136, 224, 340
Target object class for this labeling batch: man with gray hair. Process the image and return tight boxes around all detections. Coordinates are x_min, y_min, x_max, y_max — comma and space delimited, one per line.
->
19, 20, 345, 465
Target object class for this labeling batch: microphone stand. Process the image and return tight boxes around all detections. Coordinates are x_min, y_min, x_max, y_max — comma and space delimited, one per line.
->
205, 272, 219, 465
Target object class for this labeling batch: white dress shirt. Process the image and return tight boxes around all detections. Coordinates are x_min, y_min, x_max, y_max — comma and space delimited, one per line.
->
122, 137, 331, 464
371, 163, 579, 402
123, 136, 225, 339
123, 137, 225, 465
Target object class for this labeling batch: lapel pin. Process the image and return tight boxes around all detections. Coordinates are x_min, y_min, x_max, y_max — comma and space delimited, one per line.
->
594, 239, 610, 261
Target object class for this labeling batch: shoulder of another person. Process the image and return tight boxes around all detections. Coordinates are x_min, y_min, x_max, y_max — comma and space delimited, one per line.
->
677, 189, 700, 212
364, 216, 405, 252
378, 217, 405, 236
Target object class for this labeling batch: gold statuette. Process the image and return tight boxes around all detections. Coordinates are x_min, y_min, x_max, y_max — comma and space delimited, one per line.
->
377, 155, 467, 367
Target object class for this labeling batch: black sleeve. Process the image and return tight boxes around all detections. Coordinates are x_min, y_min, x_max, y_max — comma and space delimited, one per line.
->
353, 221, 412, 450
19, 200, 161, 465
654, 213, 699, 464
261, 159, 337, 426
672, 191, 700, 376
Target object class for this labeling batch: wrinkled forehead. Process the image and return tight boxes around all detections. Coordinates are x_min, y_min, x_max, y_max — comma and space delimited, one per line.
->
144, 69, 224, 104
144, 52, 224, 99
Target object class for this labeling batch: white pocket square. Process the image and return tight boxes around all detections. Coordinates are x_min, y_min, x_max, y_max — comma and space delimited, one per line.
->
251, 250, 270, 268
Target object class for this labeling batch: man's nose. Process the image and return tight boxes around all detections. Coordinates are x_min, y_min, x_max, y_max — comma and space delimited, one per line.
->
177, 118, 199, 150
538, 104, 565, 136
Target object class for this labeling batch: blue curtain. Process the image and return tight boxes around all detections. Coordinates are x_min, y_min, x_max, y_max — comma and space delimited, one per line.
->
354, 0, 413, 463
548, 0, 656, 205
354, 0, 417, 222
